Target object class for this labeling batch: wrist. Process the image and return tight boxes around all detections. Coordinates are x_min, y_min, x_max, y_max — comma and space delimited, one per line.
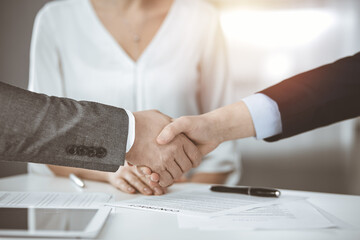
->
125, 111, 146, 166
204, 111, 228, 144
207, 101, 255, 142
124, 109, 135, 153
104, 171, 113, 183
242, 93, 282, 139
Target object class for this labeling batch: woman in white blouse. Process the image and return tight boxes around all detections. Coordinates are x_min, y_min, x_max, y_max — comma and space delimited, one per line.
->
28, 0, 240, 195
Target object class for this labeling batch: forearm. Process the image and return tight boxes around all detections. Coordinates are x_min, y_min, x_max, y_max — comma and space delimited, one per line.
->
158, 101, 255, 155
47, 165, 109, 183
260, 52, 360, 141
206, 101, 256, 142
0, 82, 128, 172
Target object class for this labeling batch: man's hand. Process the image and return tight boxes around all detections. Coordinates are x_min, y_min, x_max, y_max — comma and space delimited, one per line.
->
157, 114, 222, 155
125, 110, 202, 187
157, 101, 256, 155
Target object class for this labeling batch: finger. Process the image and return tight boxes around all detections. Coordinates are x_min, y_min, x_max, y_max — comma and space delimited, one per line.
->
157, 117, 190, 144
136, 166, 152, 176
134, 169, 160, 189
153, 186, 165, 195
124, 172, 153, 195
166, 160, 183, 180
113, 178, 136, 194
175, 147, 192, 173
145, 183, 164, 195
150, 172, 160, 182
148, 177, 161, 188
146, 181, 164, 195
134, 166, 159, 182
126, 160, 133, 166
183, 137, 203, 168
134, 167, 160, 184
139, 175, 165, 195
158, 170, 174, 187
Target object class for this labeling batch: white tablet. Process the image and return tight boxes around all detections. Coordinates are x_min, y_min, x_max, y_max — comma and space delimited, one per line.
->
0, 207, 111, 238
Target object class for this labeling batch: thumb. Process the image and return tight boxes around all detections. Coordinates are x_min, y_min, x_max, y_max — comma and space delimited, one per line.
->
157, 122, 181, 144
136, 166, 152, 176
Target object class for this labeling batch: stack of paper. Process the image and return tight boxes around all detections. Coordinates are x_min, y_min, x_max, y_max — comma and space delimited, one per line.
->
107, 188, 300, 215
177, 200, 336, 230
0, 192, 113, 209
108, 187, 337, 230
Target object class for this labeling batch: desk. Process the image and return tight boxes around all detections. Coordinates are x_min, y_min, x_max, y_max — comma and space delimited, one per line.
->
0, 174, 359, 240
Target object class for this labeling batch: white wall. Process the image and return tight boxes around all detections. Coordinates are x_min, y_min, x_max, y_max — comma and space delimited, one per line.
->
212, 0, 360, 194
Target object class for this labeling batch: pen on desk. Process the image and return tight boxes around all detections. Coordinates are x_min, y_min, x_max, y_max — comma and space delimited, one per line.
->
210, 185, 281, 198
69, 173, 86, 188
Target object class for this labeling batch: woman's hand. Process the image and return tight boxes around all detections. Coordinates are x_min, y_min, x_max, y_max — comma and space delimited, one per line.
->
107, 162, 166, 195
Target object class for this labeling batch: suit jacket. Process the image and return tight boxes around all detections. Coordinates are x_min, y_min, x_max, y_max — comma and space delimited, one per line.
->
260, 52, 360, 141
0, 82, 128, 172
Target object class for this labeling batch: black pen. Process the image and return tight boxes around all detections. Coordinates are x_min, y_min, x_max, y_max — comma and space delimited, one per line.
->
210, 185, 281, 198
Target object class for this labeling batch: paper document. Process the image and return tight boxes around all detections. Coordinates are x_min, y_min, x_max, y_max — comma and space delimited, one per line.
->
178, 200, 336, 230
108, 188, 301, 216
0, 192, 112, 208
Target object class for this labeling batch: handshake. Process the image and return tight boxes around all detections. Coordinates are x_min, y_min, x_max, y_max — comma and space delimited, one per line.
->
124, 101, 255, 188
125, 110, 224, 187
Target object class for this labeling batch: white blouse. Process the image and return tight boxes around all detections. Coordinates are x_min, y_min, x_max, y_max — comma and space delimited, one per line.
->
28, 0, 240, 184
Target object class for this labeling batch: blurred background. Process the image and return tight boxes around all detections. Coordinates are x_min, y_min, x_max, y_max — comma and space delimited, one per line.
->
0, 0, 359, 194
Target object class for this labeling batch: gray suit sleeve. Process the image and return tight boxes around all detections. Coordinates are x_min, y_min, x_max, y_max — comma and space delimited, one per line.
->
0, 82, 128, 172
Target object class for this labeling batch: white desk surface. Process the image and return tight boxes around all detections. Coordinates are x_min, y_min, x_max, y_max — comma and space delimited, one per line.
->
0, 174, 359, 240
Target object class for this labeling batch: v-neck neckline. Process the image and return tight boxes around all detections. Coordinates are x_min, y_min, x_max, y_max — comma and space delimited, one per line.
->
84, 0, 178, 66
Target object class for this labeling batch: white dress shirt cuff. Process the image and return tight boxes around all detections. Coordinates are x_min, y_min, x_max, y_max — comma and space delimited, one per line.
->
242, 93, 282, 139
124, 109, 135, 153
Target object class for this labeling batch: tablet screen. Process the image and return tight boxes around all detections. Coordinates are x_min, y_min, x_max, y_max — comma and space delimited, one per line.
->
0, 208, 97, 231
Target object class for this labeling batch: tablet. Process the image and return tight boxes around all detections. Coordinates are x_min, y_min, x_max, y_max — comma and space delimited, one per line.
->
0, 207, 111, 238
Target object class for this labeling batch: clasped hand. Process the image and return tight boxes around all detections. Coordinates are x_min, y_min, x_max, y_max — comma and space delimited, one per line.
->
125, 110, 202, 187
124, 102, 254, 191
